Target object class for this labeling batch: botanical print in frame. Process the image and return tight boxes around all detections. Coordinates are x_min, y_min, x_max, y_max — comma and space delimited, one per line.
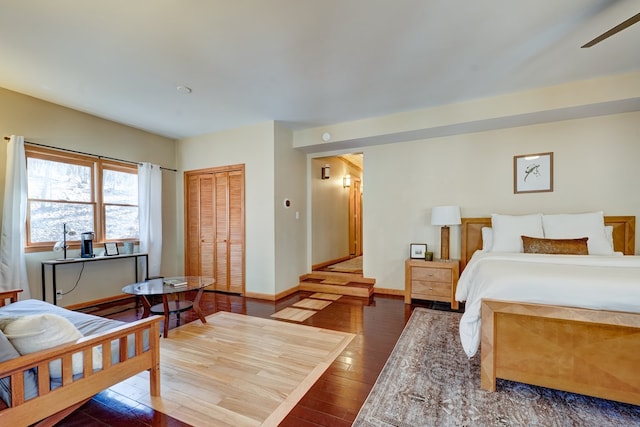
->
514, 152, 553, 194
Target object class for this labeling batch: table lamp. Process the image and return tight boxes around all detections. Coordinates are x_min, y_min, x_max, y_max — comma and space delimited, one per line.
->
431, 206, 461, 261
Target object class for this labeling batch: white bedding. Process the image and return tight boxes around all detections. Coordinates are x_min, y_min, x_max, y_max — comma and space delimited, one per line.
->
455, 251, 640, 358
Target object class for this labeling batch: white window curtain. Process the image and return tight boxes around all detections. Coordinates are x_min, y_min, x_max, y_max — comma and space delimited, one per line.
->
138, 162, 162, 278
0, 135, 31, 297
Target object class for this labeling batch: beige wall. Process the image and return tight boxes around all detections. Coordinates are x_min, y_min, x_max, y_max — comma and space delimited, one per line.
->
2, 70, 639, 301
177, 121, 309, 297
0, 87, 178, 306
296, 72, 640, 292
361, 111, 640, 291
177, 122, 278, 296
274, 122, 307, 294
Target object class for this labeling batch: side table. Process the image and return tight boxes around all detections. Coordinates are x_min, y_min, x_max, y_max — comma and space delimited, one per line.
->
405, 258, 460, 309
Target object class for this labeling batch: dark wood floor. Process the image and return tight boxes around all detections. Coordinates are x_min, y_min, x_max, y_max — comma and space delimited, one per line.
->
57, 290, 453, 426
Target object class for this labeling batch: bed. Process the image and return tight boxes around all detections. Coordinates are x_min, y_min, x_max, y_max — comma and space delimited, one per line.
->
456, 214, 640, 406
0, 289, 162, 426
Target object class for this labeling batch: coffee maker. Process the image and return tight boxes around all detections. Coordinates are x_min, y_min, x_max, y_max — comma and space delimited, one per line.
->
80, 232, 95, 258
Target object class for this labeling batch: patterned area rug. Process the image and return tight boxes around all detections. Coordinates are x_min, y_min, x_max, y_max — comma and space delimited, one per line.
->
354, 308, 640, 426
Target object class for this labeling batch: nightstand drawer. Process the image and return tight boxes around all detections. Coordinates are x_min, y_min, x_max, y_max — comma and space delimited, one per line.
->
411, 267, 451, 282
412, 281, 451, 298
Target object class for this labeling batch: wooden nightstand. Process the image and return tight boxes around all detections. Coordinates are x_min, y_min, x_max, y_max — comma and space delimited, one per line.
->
405, 258, 460, 309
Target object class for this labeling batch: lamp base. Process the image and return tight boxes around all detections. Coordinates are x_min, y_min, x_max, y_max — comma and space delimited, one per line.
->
440, 225, 450, 261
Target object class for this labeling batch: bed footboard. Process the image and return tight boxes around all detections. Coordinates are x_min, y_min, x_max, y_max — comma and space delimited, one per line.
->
0, 313, 162, 426
481, 299, 640, 405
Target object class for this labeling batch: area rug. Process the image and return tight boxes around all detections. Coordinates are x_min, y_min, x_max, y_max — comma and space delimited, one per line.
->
325, 255, 362, 273
353, 308, 640, 426
117, 311, 354, 426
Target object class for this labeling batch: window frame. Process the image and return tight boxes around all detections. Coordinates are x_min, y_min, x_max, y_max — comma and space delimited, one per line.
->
25, 145, 138, 252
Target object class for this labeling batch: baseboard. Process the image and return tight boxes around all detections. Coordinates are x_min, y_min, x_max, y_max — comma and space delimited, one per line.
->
311, 255, 352, 271
245, 285, 300, 301
64, 294, 134, 310
372, 287, 405, 297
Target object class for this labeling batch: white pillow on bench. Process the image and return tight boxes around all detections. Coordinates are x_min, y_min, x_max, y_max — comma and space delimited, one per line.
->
1, 313, 102, 378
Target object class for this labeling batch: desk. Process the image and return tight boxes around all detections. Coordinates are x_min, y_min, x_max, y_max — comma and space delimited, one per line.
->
41, 253, 149, 305
122, 276, 213, 338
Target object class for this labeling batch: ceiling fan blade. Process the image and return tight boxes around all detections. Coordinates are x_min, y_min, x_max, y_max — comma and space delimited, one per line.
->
581, 12, 640, 47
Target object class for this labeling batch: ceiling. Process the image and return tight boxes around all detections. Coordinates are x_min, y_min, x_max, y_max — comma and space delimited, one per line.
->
1, 1, 638, 140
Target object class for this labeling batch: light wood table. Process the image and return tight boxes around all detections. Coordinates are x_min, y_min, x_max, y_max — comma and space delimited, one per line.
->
405, 258, 460, 309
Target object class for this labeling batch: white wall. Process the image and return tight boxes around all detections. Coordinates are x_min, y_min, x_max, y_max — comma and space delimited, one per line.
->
177, 122, 277, 296
362, 111, 640, 291
0, 87, 178, 306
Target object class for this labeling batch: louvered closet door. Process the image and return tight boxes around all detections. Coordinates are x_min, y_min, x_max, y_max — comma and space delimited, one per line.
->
227, 170, 244, 294
184, 166, 245, 295
185, 175, 215, 281
214, 172, 229, 292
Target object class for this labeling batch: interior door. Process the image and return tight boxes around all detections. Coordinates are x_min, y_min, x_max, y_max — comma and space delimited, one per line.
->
185, 165, 245, 294
349, 178, 363, 256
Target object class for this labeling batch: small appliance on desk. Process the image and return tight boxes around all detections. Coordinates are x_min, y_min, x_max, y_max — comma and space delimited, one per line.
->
80, 232, 95, 258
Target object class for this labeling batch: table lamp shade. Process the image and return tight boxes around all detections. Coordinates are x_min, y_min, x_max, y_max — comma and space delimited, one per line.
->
431, 205, 461, 226
431, 206, 461, 261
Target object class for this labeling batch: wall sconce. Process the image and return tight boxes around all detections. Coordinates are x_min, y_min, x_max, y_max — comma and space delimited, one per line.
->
431, 205, 461, 261
343, 174, 351, 188
321, 164, 330, 180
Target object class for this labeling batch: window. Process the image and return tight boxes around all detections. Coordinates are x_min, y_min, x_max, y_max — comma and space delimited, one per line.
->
25, 146, 138, 251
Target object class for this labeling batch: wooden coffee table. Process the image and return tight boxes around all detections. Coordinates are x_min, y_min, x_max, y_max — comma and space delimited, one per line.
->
122, 276, 213, 337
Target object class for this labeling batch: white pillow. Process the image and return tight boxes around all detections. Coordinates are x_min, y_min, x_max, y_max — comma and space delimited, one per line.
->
481, 227, 493, 251
1, 313, 102, 378
490, 213, 543, 253
542, 211, 613, 255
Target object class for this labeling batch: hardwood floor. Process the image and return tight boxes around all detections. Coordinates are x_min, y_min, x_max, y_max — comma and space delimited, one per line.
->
58, 291, 449, 426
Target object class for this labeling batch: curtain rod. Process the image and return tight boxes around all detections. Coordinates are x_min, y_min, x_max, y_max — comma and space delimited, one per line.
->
4, 136, 177, 172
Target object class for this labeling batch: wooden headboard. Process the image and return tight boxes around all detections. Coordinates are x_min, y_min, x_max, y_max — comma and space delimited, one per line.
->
460, 215, 636, 271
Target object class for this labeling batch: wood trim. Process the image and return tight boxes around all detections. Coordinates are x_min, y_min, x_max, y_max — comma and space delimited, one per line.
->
481, 299, 640, 405
245, 286, 301, 301
373, 287, 405, 297
311, 256, 352, 271
63, 294, 133, 311
460, 215, 636, 271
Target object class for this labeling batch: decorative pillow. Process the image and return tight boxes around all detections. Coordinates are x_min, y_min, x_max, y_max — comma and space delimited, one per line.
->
522, 236, 589, 255
490, 213, 543, 253
542, 212, 613, 255
1, 313, 102, 378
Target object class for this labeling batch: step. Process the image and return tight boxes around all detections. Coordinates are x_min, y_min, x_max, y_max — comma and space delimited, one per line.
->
299, 272, 375, 298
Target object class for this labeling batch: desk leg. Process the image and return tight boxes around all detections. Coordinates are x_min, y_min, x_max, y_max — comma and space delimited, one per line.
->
162, 295, 170, 338
193, 288, 207, 325
41, 264, 46, 302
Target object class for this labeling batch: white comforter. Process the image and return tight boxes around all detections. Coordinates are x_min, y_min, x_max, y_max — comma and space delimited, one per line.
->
455, 251, 640, 358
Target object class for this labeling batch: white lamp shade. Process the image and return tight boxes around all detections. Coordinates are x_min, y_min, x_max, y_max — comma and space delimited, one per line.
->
431, 206, 461, 226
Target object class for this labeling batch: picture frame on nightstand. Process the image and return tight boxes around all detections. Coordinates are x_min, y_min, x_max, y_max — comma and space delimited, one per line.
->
409, 243, 427, 259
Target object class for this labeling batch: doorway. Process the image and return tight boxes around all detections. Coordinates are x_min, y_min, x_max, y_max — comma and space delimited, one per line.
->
311, 153, 363, 273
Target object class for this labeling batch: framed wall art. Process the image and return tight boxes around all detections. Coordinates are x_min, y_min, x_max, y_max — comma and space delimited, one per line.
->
514, 152, 553, 194
410, 243, 427, 259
